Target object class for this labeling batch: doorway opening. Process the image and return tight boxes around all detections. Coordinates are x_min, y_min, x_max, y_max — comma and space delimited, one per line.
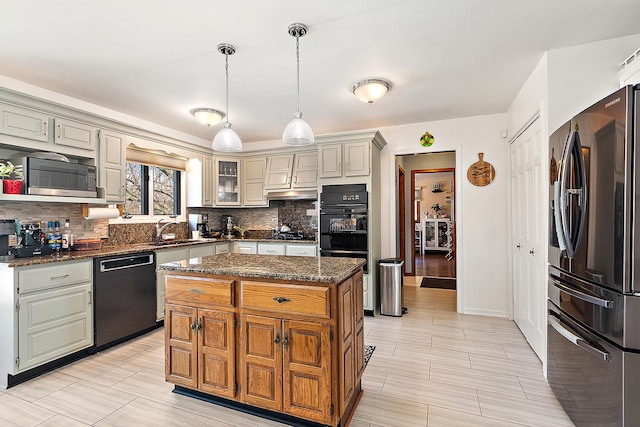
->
396, 152, 456, 289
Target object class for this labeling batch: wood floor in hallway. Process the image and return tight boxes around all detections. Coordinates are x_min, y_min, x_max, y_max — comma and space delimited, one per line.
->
414, 252, 455, 278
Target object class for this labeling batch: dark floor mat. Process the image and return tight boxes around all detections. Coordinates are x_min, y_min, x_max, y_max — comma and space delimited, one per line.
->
420, 277, 456, 289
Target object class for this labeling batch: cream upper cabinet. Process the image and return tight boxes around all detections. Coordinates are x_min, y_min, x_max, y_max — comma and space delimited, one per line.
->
215, 158, 241, 206
243, 157, 267, 206
187, 155, 214, 207
292, 151, 318, 188
98, 129, 127, 203
265, 151, 318, 190
265, 154, 294, 189
0, 103, 50, 143
318, 141, 369, 178
53, 118, 97, 152
202, 155, 215, 206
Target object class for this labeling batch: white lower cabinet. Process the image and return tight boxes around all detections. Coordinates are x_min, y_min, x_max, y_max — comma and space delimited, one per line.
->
14, 259, 93, 374
18, 283, 92, 372
155, 247, 189, 321
188, 244, 214, 259
214, 242, 230, 254
233, 241, 257, 254
285, 243, 317, 257
362, 274, 372, 312
257, 242, 286, 255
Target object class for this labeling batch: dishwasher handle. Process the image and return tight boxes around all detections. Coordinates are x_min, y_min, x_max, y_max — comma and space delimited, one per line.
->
99, 253, 154, 273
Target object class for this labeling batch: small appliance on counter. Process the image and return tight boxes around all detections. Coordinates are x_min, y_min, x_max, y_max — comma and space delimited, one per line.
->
221, 215, 234, 238
15, 222, 53, 258
0, 219, 18, 261
188, 213, 211, 237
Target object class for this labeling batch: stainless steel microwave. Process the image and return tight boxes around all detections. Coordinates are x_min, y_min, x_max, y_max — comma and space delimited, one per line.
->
15, 156, 98, 197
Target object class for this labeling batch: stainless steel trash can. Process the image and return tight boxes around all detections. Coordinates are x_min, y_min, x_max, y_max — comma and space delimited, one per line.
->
379, 258, 406, 316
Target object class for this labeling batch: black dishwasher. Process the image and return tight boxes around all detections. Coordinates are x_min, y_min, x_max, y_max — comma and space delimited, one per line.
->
93, 252, 157, 350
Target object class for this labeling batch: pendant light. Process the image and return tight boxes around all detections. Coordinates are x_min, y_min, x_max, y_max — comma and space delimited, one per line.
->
283, 23, 314, 146
212, 43, 242, 152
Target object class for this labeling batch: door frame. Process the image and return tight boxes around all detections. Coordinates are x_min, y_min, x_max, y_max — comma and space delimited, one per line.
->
410, 167, 456, 276
398, 166, 406, 273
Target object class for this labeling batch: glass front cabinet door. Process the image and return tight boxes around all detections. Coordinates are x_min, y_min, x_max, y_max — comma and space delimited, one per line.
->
215, 158, 241, 205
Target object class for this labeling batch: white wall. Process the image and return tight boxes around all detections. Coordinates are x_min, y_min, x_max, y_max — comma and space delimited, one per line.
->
547, 34, 640, 135
378, 114, 511, 317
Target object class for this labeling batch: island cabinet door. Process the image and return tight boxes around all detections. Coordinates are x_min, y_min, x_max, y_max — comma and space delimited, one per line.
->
353, 270, 365, 380
240, 314, 283, 412
165, 304, 198, 388
198, 309, 235, 398
338, 278, 355, 415
283, 320, 332, 424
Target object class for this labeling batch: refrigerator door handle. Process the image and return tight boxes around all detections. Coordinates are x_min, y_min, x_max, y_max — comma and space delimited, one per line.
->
559, 127, 588, 259
551, 278, 614, 308
548, 315, 611, 362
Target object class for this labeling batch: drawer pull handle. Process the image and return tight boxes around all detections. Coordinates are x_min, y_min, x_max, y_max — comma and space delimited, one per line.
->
50, 274, 70, 280
273, 297, 291, 304
190, 288, 205, 294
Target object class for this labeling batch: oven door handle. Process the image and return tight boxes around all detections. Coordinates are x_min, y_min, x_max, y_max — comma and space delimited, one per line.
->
548, 315, 611, 362
320, 249, 368, 255
551, 279, 613, 308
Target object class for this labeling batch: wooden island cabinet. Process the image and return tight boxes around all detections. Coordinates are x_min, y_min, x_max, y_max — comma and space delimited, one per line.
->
160, 253, 365, 427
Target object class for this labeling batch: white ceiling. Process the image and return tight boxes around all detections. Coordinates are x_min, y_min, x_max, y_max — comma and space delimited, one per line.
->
1, 1, 639, 148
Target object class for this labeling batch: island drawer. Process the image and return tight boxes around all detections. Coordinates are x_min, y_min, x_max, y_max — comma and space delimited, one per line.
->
165, 274, 234, 308
241, 281, 330, 318
17, 260, 92, 294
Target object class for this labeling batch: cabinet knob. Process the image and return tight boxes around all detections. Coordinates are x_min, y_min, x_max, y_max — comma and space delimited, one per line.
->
516, 244, 521, 249
529, 249, 535, 255
282, 334, 289, 350
190, 320, 197, 331
274, 332, 280, 345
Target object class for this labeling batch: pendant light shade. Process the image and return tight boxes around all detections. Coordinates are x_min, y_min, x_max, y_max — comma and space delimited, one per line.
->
283, 23, 314, 146
283, 112, 314, 146
213, 43, 242, 152
213, 122, 242, 152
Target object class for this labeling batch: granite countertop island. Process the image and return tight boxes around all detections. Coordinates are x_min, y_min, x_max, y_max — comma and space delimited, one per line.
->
161, 252, 366, 427
158, 252, 365, 283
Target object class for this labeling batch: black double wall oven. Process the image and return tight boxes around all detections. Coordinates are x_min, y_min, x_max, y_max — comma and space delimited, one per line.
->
319, 184, 368, 273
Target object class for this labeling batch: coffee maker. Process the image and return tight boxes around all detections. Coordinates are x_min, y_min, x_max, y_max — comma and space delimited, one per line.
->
16, 222, 52, 258
188, 213, 210, 238
0, 219, 17, 261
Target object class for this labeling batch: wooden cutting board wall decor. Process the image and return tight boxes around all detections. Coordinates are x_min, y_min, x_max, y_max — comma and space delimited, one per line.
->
467, 152, 495, 186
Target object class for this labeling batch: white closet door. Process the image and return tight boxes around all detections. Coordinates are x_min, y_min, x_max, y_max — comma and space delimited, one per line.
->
511, 117, 544, 360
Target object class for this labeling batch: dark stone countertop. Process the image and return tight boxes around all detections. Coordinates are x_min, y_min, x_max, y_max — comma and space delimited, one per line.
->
159, 253, 365, 284
0, 238, 318, 268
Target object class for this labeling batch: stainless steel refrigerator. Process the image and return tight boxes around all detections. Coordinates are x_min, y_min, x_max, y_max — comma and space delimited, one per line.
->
547, 84, 640, 426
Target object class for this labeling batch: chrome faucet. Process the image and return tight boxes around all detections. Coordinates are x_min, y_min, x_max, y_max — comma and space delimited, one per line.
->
155, 216, 179, 244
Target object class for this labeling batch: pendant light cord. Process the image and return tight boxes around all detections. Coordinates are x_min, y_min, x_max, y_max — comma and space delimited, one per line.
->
296, 34, 300, 113
225, 50, 230, 124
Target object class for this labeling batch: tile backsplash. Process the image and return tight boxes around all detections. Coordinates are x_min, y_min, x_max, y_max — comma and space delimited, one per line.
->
1, 199, 319, 245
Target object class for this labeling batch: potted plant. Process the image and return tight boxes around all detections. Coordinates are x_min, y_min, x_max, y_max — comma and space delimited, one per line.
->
431, 202, 441, 218
0, 161, 24, 194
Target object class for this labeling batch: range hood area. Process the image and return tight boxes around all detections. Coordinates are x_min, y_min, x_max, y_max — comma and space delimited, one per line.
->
265, 189, 318, 201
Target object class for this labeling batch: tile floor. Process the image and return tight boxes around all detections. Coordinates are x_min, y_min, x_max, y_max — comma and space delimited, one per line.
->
0, 277, 574, 426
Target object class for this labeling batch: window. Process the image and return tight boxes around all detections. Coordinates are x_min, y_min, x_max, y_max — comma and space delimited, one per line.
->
125, 162, 181, 216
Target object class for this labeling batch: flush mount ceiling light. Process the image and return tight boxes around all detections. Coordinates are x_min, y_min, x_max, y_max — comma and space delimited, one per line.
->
190, 108, 225, 126
212, 43, 242, 152
352, 78, 392, 104
282, 23, 314, 146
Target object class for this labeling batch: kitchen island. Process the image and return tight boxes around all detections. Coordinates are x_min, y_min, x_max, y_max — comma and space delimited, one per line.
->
159, 253, 365, 427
